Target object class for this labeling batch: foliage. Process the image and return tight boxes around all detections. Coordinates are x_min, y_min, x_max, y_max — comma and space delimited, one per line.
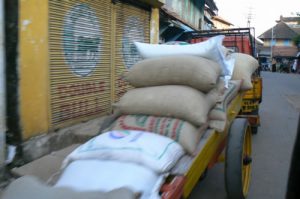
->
292, 34, 300, 47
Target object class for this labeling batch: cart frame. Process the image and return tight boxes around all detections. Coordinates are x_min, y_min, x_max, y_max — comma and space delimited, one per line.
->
161, 92, 252, 199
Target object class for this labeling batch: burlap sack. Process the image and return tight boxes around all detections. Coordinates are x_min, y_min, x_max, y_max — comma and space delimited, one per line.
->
208, 80, 242, 132
108, 114, 207, 155
208, 120, 228, 133
1, 176, 137, 199
113, 85, 219, 127
125, 55, 221, 92
231, 53, 259, 90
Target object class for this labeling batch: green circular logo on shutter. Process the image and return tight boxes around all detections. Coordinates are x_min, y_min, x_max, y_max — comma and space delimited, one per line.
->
63, 4, 101, 77
122, 16, 145, 69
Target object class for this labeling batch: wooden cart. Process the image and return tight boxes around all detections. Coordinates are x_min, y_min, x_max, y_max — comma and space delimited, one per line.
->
161, 92, 252, 199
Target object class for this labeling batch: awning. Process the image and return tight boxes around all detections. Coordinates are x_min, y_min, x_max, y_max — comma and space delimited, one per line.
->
160, 17, 196, 42
205, 0, 218, 11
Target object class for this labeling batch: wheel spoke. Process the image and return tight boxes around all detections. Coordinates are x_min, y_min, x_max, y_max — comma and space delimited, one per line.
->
242, 127, 252, 195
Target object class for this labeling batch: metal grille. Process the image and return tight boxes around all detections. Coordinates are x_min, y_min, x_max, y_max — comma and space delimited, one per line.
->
114, 1, 151, 102
49, 0, 112, 127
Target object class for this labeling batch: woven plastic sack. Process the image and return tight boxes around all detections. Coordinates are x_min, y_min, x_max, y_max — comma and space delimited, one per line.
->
55, 160, 164, 199
108, 115, 207, 155
134, 35, 235, 78
62, 130, 184, 173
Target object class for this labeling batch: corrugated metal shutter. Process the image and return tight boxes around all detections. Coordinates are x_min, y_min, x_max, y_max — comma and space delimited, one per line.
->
49, 0, 112, 127
114, 1, 151, 102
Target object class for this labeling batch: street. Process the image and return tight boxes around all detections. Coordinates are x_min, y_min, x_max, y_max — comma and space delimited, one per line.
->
189, 72, 300, 199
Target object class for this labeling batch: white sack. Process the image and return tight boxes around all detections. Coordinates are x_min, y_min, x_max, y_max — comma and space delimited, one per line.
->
134, 35, 235, 79
55, 160, 164, 199
62, 130, 184, 173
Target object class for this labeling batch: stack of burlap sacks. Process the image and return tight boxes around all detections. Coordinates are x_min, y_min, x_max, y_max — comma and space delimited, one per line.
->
107, 45, 258, 156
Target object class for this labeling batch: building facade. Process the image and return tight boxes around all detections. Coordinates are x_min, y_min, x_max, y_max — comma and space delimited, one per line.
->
258, 16, 300, 70
4, 0, 163, 162
212, 16, 233, 29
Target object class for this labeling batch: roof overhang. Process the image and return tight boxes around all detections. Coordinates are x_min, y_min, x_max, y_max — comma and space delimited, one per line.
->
160, 19, 195, 42
137, 0, 164, 8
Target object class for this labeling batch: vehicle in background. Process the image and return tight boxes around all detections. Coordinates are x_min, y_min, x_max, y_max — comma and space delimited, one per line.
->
261, 62, 271, 71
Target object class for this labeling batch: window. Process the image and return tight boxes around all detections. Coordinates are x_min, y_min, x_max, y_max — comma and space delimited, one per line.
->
283, 40, 290, 46
271, 39, 276, 46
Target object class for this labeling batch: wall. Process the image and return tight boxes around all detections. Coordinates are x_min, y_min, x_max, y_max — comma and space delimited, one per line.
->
165, 0, 204, 29
213, 20, 231, 29
264, 39, 294, 47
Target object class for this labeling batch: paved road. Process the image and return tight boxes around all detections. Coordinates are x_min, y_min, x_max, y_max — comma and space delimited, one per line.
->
189, 72, 300, 199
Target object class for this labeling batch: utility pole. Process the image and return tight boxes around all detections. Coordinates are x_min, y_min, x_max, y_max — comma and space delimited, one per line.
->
270, 27, 274, 61
247, 7, 253, 27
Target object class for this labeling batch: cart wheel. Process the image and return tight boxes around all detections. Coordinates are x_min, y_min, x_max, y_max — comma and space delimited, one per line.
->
225, 118, 252, 199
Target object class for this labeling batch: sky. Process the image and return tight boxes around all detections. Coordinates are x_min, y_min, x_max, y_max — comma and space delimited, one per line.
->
214, 0, 300, 36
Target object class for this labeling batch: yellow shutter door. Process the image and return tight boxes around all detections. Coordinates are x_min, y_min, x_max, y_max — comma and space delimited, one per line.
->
114, 1, 151, 102
49, 0, 112, 127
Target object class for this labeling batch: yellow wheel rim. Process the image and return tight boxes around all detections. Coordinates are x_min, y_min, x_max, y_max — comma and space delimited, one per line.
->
242, 126, 252, 196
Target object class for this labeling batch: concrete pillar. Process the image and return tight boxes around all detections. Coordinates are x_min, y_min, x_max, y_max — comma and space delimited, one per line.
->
0, 0, 6, 179
150, 8, 159, 44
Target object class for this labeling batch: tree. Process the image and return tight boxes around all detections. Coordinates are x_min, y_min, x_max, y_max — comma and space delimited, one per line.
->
293, 34, 300, 48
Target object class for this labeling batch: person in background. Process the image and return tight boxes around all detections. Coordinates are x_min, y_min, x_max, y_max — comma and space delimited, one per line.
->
292, 60, 297, 73
272, 58, 276, 72
297, 56, 300, 74
276, 60, 281, 72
